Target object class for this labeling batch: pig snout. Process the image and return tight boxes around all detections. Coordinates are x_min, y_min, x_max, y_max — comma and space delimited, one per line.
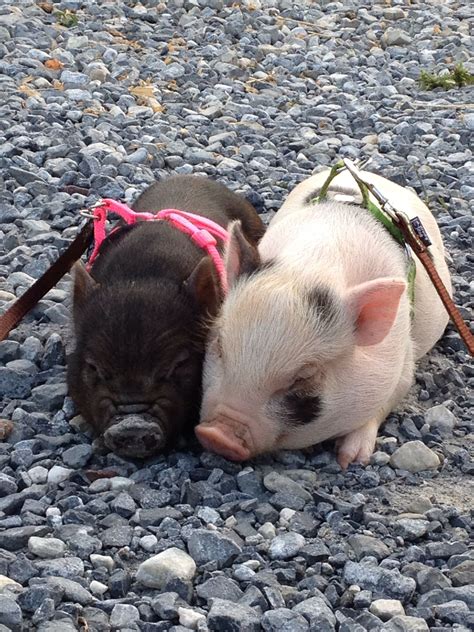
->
196, 415, 255, 462
103, 413, 166, 459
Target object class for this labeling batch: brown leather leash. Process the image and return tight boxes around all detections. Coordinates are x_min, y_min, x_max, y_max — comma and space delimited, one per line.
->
0, 221, 93, 342
396, 214, 474, 356
342, 159, 474, 357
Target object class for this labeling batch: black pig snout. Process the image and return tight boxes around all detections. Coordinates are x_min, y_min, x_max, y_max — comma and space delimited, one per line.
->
103, 413, 166, 459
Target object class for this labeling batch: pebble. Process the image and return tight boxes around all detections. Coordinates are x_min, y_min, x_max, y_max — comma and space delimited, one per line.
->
207, 598, 260, 632
383, 615, 429, 631
390, 441, 440, 472
424, 404, 457, 433
268, 532, 306, 560
47, 465, 73, 484
28, 536, 66, 558
369, 598, 405, 620
187, 529, 242, 568
110, 603, 140, 628
136, 547, 196, 589
343, 561, 416, 602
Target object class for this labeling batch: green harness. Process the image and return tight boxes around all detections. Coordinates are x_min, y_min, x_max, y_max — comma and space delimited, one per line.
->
312, 160, 417, 314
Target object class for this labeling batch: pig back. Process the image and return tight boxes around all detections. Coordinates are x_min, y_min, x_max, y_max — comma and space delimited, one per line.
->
271, 169, 452, 359
132, 175, 265, 245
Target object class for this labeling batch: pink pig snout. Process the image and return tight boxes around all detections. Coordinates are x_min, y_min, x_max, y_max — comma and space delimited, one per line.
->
196, 414, 255, 462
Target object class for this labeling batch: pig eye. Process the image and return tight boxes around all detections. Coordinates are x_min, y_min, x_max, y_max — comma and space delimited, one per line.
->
167, 350, 191, 379
288, 376, 308, 392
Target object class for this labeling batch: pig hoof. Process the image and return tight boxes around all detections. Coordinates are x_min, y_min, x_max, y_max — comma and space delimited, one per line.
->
336, 420, 379, 470
196, 424, 251, 462
104, 415, 166, 459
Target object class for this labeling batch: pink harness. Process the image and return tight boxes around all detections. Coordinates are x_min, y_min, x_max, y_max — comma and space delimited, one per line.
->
86, 199, 229, 293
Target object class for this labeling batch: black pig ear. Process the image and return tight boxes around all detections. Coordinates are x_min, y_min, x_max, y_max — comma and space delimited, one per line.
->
225, 220, 260, 287
73, 261, 98, 312
185, 256, 220, 318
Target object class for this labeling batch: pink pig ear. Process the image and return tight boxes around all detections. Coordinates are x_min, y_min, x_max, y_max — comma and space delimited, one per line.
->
225, 220, 261, 287
345, 278, 406, 347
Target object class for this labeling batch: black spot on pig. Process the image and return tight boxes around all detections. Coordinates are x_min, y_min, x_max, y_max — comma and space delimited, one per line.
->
306, 285, 339, 324
282, 391, 322, 426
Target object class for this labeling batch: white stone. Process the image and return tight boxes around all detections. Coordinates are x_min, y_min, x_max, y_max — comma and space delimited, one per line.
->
279, 508, 296, 524
424, 405, 457, 432
370, 598, 405, 620
90, 580, 108, 596
140, 535, 157, 552
109, 476, 135, 491
136, 547, 196, 589
90, 554, 115, 572
390, 441, 440, 473
47, 465, 73, 484
0, 575, 21, 591
28, 536, 66, 558
27, 465, 48, 484
258, 522, 276, 540
178, 607, 206, 629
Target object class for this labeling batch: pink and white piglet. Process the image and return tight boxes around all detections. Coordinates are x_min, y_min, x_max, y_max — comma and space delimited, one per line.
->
195, 167, 452, 468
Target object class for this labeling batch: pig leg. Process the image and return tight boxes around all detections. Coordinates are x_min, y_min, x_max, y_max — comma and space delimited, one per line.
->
336, 417, 380, 470
337, 351, 414, 469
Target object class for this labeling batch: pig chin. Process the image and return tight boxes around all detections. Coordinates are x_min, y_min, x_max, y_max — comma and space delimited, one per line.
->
103, 413, 167, 459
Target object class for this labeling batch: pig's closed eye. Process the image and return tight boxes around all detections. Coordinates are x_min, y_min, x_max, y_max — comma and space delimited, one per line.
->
166, 350, 191, 379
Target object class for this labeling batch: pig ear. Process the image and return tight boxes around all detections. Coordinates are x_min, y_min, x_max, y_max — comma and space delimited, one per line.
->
225, 220, 260, 287
186, 256, 220, 318
345, 278, 406, 347
73, 261, 98, 312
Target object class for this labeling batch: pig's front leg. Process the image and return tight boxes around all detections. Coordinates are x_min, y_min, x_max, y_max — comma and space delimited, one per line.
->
336, 358, 414, 469
336, 417, 380, 470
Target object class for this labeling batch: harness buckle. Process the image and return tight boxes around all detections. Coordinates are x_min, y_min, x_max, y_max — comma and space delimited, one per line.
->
192, 229, 216, 249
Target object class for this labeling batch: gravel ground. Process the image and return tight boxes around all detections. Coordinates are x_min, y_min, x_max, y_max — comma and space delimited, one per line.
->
0, 0, 473, 631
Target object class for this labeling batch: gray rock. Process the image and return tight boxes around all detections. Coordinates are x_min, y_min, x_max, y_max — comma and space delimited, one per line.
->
382, 615, 429, 631
293, 596, 336, 630
0, 596, 22, 632
343, 561, 416, 602
61, 444, 92, 468
381, 28, 412, 47
347, 534, 390, 560
390, 441, 440, 472
263, 472, 312, 502
268, 532, 306, 560
110, 603, 140, 628
207, 598, 260, 632
370, 599, 405, 620
100, 526, 133, 547
196, 576, 243, 602
448, 560, 474, 587
31, 383, 68, 411
0, 367, 32, 398
45, 576, 93, 605
35, 556, 84, 579
188, 529, 242, 568
395, 519, 430, 540
424, 404, 457, 433
262, 608, 309, 631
